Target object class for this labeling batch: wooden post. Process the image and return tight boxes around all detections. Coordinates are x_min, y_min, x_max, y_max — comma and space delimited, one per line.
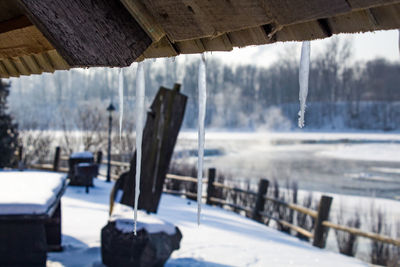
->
206, 168, 216, 205
252, 179, 269, 222
313, 195, 333, 248
18, 146, 23, 162
96, 151, 103, 165
52, 146, 60, 172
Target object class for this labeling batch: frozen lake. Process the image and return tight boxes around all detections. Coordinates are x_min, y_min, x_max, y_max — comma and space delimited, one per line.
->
173, 131, 400, 199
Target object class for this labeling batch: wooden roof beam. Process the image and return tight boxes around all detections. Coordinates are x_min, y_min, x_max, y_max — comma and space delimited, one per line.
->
0, 15, 32, 34
18, 0, 152, 67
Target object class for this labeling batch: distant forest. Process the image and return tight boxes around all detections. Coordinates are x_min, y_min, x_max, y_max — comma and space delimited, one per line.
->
7, 37, 400, 131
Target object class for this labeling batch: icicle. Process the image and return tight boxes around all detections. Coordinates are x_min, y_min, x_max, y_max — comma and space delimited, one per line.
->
118, 68, 124, 142
134, 62, 145, 235
298, 41, 311, 128
398, 29, 400, 58
197, 54, 207, 225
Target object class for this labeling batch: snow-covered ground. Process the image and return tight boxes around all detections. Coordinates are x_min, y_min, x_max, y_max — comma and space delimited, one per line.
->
45, 175, 368, 267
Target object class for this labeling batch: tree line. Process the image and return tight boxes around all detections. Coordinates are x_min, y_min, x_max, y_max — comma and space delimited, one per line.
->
7, 37, 400, 131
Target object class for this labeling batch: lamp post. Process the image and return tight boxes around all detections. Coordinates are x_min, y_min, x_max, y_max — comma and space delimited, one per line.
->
106, 102, 115, 182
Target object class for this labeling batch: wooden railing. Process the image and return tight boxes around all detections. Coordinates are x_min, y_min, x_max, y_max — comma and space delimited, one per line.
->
31, 147, 400, 250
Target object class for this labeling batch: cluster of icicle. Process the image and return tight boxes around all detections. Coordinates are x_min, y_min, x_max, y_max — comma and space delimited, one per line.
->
298, 41, 311, 128
134, 62, 145, 235
197, 54, 207, 225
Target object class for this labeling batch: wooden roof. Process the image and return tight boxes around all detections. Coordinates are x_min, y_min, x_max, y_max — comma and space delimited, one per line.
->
1, 0, 400, 78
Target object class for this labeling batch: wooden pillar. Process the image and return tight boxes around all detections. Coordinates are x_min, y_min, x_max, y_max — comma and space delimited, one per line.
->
313, 195, 333, 248
96, 151, 103, 165
252, 179, 269, 222
206, 168, 216, 205
52, 146, 60, 172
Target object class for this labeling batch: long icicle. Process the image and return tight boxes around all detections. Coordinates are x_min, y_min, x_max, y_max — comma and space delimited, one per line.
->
298, 41, 311, 128
134, 62, 145, 235
398, 29, 400, 58
118, 68, 124, 141
197, 54, 207, 225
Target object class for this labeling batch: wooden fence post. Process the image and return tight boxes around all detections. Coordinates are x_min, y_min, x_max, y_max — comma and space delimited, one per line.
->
96, 151, 103, 165
206, 168, 216, 205
313, 195, 333, 248
52, 146, 60, 172
252, 179, 269, 222
18, 146, 23, 162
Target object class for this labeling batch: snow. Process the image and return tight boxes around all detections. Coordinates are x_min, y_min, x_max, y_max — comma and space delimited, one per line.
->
111, 203, 176, 235
70, 151, 93, 159
0, 171, 66, 215
135, 61, 146, 234
46, 176, 367, 267
118, 68, 124, 141
197, 54, 207, 224
298, 41, 310, 128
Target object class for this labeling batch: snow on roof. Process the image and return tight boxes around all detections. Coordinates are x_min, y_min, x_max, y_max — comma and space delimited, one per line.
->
110, 203, 176, 235
0, 171, 66, 215
70, 151, 93, 159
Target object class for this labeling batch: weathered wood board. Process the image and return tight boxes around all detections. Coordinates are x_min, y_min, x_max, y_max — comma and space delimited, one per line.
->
18, 0, 152, 67
113, 84, 187, 213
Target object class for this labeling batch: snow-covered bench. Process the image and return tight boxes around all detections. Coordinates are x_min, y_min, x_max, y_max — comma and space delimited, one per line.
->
0, 171, 67, 266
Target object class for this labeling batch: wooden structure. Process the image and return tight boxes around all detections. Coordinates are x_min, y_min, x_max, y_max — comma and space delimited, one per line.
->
0, 0, 399, 78
0, 177, 67, 266
111, 84, 187, 213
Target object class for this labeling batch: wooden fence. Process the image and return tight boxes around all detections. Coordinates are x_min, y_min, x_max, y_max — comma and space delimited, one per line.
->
30, 147, 400, 249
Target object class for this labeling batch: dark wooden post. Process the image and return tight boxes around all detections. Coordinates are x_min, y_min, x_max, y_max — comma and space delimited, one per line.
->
313, 195, 333, 248
96, 151, 103, 165
18, 146, 23, 162
252, 179, 269, 222
53, 146, 60, 172
206, 168, 216, 205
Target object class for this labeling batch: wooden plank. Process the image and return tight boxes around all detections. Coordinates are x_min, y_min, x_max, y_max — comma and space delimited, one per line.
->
46, 50, 69, 70
328, 4, 400, 34
265, 196, 318, 218
0, 60, 10, 78
119, 85, 188, 213
12, 58, 31, 76
0, 25, 54, 59
19, 0, 152, 67
1, 58, 19, 77
323, 220, 400, 246
0, 1, 24, 22
141, 36, 178, 59
32, 53, 54, 73
143, 0, 272, 41
275, 21, 327, 42
262, 214, 314, 239
209, 197, 253, 213
261, 0, 351, 26
21, 55, 43, 74
213, 182, 258, 196
120, 0, 165, 42
228, 27, 270, 47
0, 15, 32, 34
348, 0, 400, 10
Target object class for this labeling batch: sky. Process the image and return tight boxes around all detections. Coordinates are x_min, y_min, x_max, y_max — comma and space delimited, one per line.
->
201, 29, 400, 68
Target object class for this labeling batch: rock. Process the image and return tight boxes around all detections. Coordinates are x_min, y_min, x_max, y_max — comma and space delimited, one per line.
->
101, 221, 182, 267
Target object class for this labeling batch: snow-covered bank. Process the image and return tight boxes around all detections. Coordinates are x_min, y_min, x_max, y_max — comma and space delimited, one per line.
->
47, 177, 366, 267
